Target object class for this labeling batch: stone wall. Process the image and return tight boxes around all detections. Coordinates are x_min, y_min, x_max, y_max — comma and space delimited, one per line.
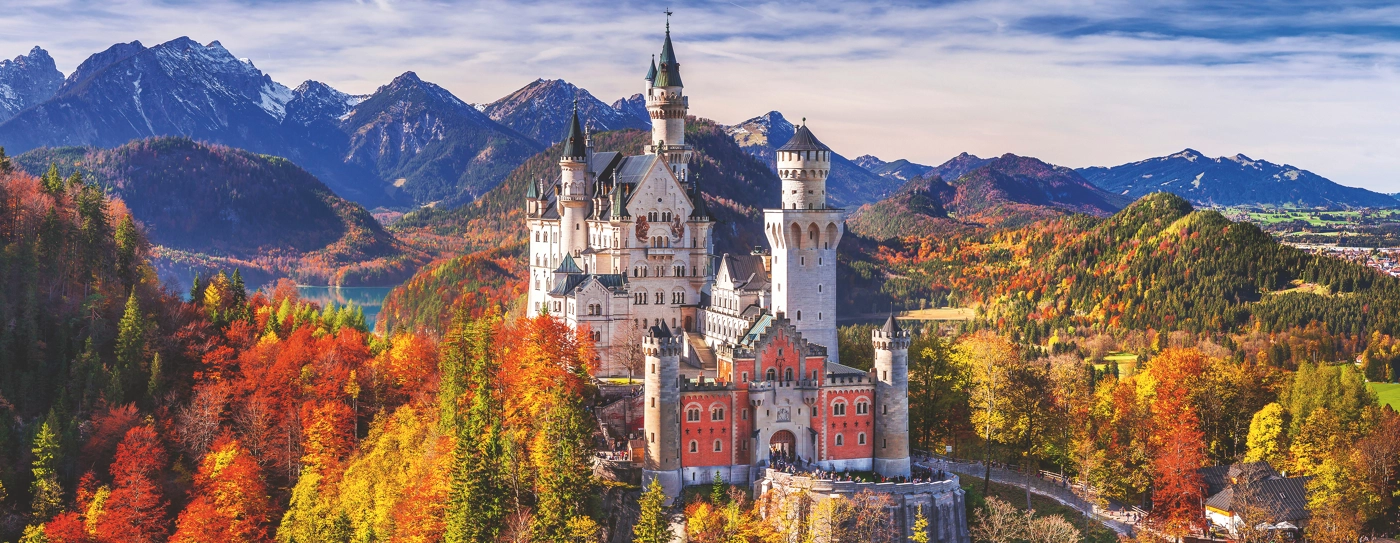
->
755, 469, 970, 543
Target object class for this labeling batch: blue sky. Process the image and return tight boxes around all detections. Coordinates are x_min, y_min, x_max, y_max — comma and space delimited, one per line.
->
3, 0, 1400, 191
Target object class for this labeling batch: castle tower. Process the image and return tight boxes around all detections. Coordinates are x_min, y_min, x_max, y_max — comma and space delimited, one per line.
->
764, 122, 843, 361
642, 325, 682, 501
872, 315, 911, 478
646, 20, 693, 187
558, 102, 589, 256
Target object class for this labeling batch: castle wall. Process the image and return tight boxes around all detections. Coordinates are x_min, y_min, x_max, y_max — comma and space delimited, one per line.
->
756, 469, 971, 543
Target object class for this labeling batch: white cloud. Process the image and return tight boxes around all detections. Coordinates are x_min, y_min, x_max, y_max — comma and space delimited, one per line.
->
0, 0, 1398, 191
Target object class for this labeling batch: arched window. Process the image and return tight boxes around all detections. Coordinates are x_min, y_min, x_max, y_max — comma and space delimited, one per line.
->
858, 433, 867, 445
689, 440, 698, 453
832, 401, 847, 416
713, 439, 723, 452
711, 406, 725, 421
835, 434, 844, 446
655, 292, 665, 305
856, 401, 869, 415
784, 368, 793, 381
766, 368, 777, 381
687, 408, 701, 422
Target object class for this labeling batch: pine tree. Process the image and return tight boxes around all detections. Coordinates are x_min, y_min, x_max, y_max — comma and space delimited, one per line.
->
30, 418, 63, 521
188, 273, 203, 303
41, 164, 62, 194
633, 478, 673, 543
113, 215, 140, 286
710, 471, 725, 504
114, 290, 147, 404
146, 353, 162, 401
0, 146, 12, 173
444, 312, 507, 543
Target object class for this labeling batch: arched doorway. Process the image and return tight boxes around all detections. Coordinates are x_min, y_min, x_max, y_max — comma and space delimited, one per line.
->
769, 430, 796, 464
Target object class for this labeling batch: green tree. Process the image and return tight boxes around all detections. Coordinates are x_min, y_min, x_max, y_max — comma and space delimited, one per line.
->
113, 214, 141, 286
30, 419, 63, 521
710, 471, 725, 505
634, 478, 673, 543
444, 311, 507, 543
146, 353, 163, 401
114, 289, 148, 403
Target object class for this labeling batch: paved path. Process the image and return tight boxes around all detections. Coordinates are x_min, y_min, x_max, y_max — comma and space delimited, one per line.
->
916, 458, 1135, 536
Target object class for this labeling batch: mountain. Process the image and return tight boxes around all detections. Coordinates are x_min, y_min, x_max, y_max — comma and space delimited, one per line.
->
0, 46, 62, 123
723, 111, 902, 208
848, 153, 1128, 239
852, 154, 932, 182
611, 93, 650, 127
392, 118, 781, 257
1078, 149, 1397, 208
16, 137, 425, 286
483, 79, 650, 146
0, 39, 540, 209
340, 71, 542, 207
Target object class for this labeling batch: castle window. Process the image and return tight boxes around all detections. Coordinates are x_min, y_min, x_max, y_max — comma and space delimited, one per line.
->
690, 440, 698, 453
655, 292, 665, 304
858, 433, 867, 445
832, 401, 847, 416
742, 408, 748, 420
741, 372, 748, 382
883, 404, 888, 414
883, 439, 888, 449
856, 401, 869, 415
784, 368, 793, 381
766, 369, 776, 381
835, 434, 844, 446
711, 407, 724, 421
796, 310, 802, 321
651, 364, 656, 375
818, 284, 822, 292
687, 408, 701, 422
651, 432, 655, 443
714, 440, 723, 452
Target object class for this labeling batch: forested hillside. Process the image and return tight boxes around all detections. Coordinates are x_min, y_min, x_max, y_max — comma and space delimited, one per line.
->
0, 152, 609, 543
17, 138, 427, 287
844, 193, 1399, 343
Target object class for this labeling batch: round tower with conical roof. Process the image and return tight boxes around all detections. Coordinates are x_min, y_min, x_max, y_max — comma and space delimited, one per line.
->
646, 19, 693, 186
764, 121, 844, 362
642, 324, 683, 501
871, 315, 911, 478
558, 101, 590, 257
776, 120, 832, 210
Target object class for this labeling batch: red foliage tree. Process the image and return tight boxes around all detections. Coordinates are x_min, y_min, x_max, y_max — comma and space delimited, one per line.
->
95, 425, 169, 543
44, 512, 90, 543
170, 438, 272, 543
1146, 349, 1208, 538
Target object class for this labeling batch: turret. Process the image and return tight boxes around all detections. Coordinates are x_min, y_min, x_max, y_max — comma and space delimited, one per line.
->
558, 100, 590, 256
642, 324, 683, 501
871, 315, 911, 478
776, 121, 832, 210
646, 20, 692, 185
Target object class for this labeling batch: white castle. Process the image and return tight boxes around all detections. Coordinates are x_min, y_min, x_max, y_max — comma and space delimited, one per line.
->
525, 23, 916, 498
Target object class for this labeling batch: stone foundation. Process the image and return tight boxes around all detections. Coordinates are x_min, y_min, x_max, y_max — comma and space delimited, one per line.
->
753, 468, 970, 543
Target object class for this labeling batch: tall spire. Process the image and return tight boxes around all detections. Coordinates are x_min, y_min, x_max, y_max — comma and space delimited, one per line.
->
561, 97, 586, 159
645, 54, 657, 83
654, 13, 682, 88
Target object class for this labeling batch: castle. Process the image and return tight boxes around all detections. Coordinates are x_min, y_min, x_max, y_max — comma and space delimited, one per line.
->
525, 23, 913, 499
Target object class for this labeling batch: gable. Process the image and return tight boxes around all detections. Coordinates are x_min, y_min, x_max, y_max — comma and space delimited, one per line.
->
628, 157, 694, 220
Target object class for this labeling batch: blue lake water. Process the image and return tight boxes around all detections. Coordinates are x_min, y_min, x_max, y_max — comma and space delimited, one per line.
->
295, 286, 395, 330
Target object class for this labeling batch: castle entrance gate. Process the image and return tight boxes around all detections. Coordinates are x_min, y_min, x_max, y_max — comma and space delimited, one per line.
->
769, 430, 796, 462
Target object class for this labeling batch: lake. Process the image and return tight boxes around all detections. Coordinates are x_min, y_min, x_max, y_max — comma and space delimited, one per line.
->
295, 286, 396, 330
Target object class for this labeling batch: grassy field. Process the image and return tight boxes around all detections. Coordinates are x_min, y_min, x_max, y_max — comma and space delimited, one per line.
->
1094, 353, 1140, 377
1370, 382, 1400, 410
900, 308, 976, 321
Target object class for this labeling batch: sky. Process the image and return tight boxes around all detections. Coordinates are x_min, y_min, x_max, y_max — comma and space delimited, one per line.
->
2, 0, 1400, 191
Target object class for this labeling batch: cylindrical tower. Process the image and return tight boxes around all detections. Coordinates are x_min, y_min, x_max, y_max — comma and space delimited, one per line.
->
642, 325, 682, 501
558, 104, 589, 256
872, 315, 911, 478
647, 23, 693, 185
764, 121, 843, 361
776, 122, 831, 210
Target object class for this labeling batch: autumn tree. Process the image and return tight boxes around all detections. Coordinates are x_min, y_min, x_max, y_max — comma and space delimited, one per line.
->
956, 331, 1020, 494
1144, 349, 1207, 539
634, 478, 673, 543
96, 425, 168, 543
1243, 402, 1287, 468
170, 439, 272, 543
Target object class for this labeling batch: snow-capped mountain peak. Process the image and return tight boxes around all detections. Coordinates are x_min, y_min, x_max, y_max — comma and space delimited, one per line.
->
0, 46, 63, 123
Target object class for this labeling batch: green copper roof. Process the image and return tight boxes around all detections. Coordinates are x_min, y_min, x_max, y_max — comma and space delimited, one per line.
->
555, 254, 583, 274
645, 55, 657, 82
654, 30, 682, 88
560, 102, 587, 159
525, 178, 538, 199
610, 181, 629, 218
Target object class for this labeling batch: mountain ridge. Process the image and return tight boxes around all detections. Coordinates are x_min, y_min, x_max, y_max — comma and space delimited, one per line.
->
1078, 148, 1397, 208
